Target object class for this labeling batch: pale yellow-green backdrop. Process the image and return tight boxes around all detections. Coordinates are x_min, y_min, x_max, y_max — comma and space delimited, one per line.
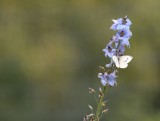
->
0, 0, 160, 121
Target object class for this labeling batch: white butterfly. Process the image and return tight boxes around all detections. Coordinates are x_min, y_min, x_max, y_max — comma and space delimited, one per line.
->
112, 55, 133, 68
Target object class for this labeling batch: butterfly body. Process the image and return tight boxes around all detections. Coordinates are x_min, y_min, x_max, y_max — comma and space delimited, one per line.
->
112, 55, 133, 68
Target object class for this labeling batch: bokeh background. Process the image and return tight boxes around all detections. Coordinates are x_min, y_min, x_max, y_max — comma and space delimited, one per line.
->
0, 0, 160, 121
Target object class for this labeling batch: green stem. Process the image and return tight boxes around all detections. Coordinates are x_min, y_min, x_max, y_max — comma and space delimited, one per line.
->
94, 86, 107, 121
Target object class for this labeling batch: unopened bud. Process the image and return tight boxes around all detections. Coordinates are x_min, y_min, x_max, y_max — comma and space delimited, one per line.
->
102, 100, 108, 106
99, 92, 103, 98
88, 105, 93, 110
102, 102, 106, 107
83, 115, 88, 121
99, 87, 102, 92
89, 88, 95, 93
99, 66, 105, 72
102, 109, 109, 113
88, 113, 94, 117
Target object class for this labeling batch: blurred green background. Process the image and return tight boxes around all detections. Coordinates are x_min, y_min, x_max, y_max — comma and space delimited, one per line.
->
0, 0, 160, 121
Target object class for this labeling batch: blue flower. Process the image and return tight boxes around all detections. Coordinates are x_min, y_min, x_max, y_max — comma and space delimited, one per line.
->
116, 28, 132, 47
111, 36, 119, 43
98, 71, 117, 86
121, 38, 130, 47
116, 28, 132, 39
115, 44, 125, 55
98, 72, 108, 86
103, 42, 116, 58
110, 17, 132, 31
107, 71, 117, 86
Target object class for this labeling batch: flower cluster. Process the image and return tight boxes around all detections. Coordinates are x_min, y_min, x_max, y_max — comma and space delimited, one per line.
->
99, 16, 132, 87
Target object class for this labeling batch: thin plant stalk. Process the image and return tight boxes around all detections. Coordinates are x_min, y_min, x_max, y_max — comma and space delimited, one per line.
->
94, 86, 108, 121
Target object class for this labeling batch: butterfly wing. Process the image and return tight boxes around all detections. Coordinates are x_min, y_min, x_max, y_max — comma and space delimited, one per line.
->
112, 56, 120, 68
119, 55, 133, 68
119, 59, 128, 68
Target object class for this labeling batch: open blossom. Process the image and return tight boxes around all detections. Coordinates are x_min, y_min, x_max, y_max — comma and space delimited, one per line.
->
117, 44, 125, 55
98, 72, 108, 86
98, 71, 117, 86
107, 71, 117, 86
116, 28, 132, 39
111, 35, 119, 43
116, 28, 132, 47
103, 42, 116, 58
110, 17, 132, 31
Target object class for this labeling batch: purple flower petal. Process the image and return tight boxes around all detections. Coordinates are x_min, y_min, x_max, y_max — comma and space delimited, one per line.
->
110, 17, 132, 31
98, 71, 117, 86
103, 42, 116, 58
